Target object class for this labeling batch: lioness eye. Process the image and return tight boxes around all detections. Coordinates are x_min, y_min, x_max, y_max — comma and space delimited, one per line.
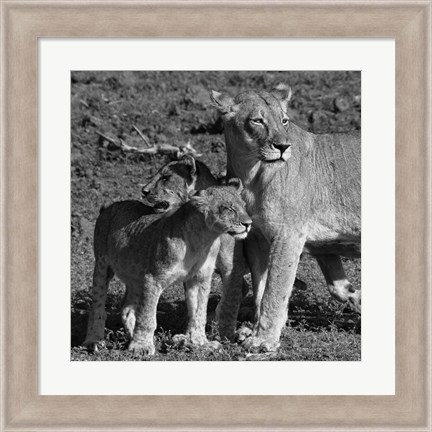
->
282, 118, 289, 125
251, 118, 264, 125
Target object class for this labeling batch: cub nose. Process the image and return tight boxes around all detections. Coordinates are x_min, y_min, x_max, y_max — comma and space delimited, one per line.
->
141, 187, 150, 196
273, 143, 291, 154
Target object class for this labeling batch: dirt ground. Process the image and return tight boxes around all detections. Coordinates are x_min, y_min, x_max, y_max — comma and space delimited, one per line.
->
71, 71, 361, 361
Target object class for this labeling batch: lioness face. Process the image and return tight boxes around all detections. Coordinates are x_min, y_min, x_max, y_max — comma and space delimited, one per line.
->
233, 93, 292, 163
141, 156, 197, 212
191, 181, 252, 240
211, 84, 293, 164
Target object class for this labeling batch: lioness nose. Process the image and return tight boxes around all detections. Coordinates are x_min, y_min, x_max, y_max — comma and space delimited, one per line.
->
141, 187, 150, 196
241, 219, 252, 230
273, 143, 291, 154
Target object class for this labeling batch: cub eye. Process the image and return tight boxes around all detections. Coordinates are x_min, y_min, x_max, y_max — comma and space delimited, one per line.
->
282, 117, 289, 125
250, 118, 264, 125
221, 206, 235, 214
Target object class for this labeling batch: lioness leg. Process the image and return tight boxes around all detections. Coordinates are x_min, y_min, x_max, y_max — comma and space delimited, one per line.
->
244, 229, 270, 324
84, 257, 114, 351
245, 234, 305, 352
128, 282, 163, 356
316, 254, 361, 313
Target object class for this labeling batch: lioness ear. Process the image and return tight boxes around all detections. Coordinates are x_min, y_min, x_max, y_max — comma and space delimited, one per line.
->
210, 90, 235, 115
181, 154, 197, 179
271, 83, 293, 113
227, 177, 243, 193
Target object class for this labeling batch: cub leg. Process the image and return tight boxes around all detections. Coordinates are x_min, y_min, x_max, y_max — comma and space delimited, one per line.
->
128, 281, 163, 357
121, 285, 139, 338
216, 238, 247, 341
181, 274, 212, 346
178, 249, 220, 349
316, 254, 361, 313
84, 257, 114, 351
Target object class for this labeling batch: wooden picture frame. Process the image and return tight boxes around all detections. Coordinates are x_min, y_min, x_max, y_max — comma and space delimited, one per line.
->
1, 1, 430, 430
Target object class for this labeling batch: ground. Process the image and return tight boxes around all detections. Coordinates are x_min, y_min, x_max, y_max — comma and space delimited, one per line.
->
70, 71, 361, 361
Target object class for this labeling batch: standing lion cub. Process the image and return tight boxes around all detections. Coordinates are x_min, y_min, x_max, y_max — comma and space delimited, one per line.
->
84, 180, 251, 356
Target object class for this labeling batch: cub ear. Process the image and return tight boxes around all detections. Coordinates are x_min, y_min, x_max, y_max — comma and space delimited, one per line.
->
189, 188, 208, 210
227, 177, 243, 193
160, 162, 173, 176
210, 90, 235, 115
271, 83, 293, 113
181, 154, 197, 178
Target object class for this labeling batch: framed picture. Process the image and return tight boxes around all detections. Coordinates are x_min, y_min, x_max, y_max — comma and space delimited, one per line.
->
1, 2, 430, 431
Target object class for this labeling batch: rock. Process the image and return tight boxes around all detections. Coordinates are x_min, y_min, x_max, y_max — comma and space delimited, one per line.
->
79, 217, 93, 240
167, 102, 179, 116
311, 110, 328, 125
71, 149, 83, 164
188, 84, 209, 108
334, 96, 350, 112
157, 133, 168, 143
166, 124, 178, 136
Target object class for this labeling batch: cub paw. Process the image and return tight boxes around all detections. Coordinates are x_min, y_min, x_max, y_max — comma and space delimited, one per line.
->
206, 340, 222, 350
83, 339, 104, 353
128, 340, 156, 357
172, 333, 190, 347
235, 325, 253, 342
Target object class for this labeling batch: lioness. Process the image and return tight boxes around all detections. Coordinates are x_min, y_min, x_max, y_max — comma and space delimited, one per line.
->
84, 181, 252, 356
211, 84, 361, 351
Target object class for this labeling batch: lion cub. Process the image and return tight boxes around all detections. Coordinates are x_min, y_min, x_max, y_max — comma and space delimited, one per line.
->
142, 155, 252, 337
84, 180, 251, 356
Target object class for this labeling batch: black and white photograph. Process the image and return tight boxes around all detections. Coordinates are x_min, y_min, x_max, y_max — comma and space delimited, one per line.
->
70, 71, 361, 362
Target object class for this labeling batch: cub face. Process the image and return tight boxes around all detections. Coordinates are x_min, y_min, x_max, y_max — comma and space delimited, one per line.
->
210, 84, 294, 163
141, 155, 197, 212
191, 179, 252, 240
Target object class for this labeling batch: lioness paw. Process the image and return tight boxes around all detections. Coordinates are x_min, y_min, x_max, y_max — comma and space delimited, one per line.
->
128, 340, 156, 357
348, 291, 361, 314
242, 336, 280, 353
172, 333, 220, 351
173, 332, 208, 347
